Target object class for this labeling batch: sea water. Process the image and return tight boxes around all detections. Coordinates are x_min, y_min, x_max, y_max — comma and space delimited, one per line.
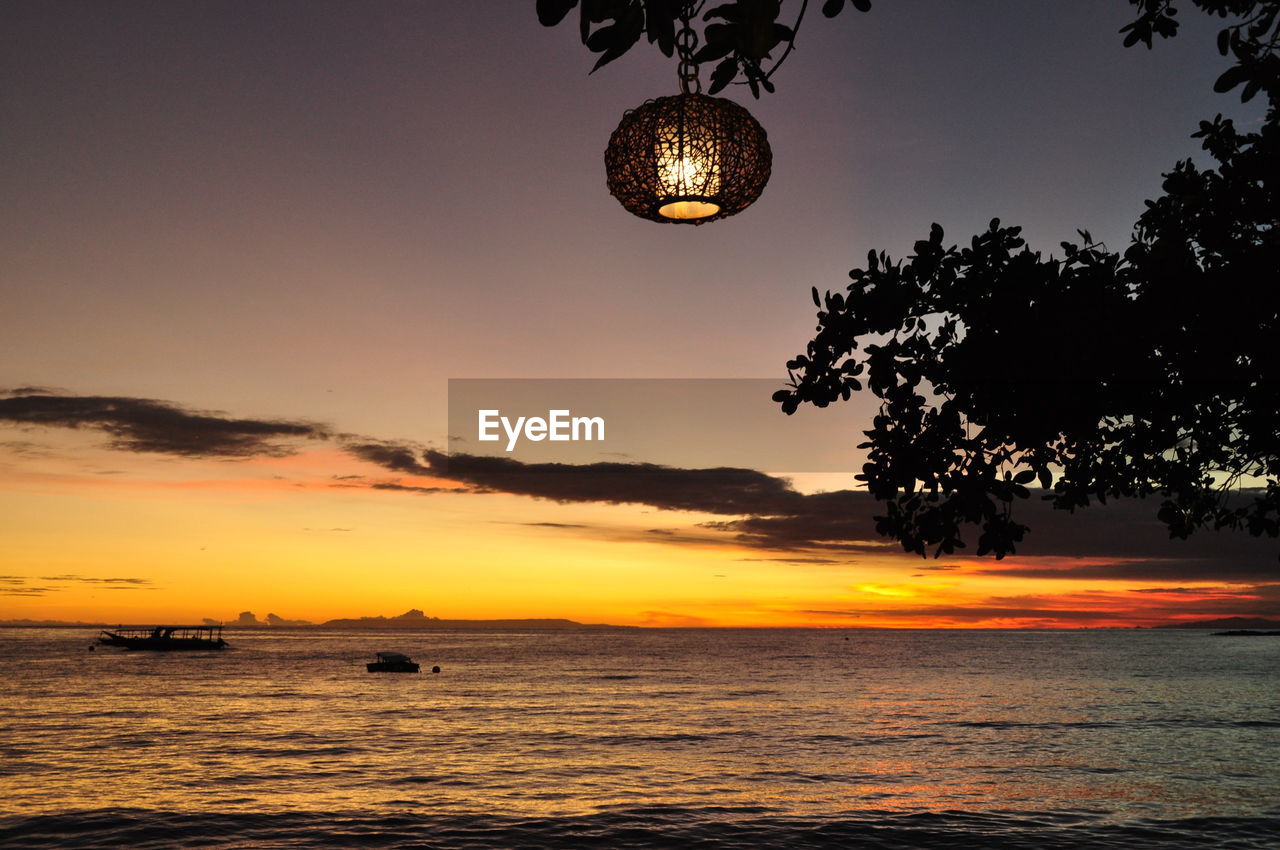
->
2, 627, 1278, 848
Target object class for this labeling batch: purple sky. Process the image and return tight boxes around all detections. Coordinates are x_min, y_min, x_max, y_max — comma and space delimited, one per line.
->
2, 1, 1255, 440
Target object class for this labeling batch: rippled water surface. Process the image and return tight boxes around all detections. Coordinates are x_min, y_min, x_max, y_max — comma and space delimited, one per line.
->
3, 627, 1278, 847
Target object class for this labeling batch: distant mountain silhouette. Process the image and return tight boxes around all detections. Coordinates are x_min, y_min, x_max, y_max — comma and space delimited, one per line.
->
1153, 616, 1280, 630
265, 612, 312, 626
0, 609, 622, 629
318, 608, 622, 630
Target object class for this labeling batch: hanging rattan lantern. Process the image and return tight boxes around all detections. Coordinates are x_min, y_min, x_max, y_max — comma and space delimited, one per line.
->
605, 93, 771, 224
603, 13, 771, 224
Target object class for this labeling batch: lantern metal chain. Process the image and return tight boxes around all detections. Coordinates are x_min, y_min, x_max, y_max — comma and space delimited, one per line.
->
676, 6, 701, 95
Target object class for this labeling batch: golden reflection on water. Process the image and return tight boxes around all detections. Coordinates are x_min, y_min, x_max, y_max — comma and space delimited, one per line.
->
4, 628, 1278, 821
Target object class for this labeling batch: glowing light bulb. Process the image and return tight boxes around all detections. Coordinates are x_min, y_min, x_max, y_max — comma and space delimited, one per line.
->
654, 127, 721, 220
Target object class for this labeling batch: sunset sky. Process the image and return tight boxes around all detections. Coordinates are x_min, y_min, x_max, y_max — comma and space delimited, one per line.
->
2, 1, 1275, 627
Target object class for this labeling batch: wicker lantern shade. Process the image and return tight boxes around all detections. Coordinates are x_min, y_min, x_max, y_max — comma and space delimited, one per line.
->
604, 93, 772, 224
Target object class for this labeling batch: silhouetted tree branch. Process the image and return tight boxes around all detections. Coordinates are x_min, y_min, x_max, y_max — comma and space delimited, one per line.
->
537, 0, 870, 97
775, 0, 1280, 558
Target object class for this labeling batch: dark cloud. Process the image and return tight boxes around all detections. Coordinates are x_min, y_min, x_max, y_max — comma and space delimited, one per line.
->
408, 450, 894, 551
5, 385, 63, 396
0, 390, 328, 457
523, 522, 588, 529
399, 454, 877, 551
846, 586, 1280, 624
620, 527, 735, 549
369, 482, 452, 494
696, 488, 890, 553
39, 575, 149, 584
1128, 586, 1248, 595
704, 491, 1280, 572
7, 389, 1274, 587
344, 440, 433, 475
0, 574, 154, 596
976, 556, 1279, 583
792, 598, 1135, 623
883, 605, 1115, 622
0, 440, 54, 457
342, 449, 1279, 583
421, 449, 806, 516
1131, 584, 1280, 614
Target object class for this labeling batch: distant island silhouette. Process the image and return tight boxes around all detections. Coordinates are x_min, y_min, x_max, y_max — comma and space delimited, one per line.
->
314, 608, 625, 630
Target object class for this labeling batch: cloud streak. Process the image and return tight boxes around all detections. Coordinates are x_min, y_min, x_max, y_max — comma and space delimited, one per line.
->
836, 584, 1280, 624
976, 558, 1280, 583
6, 389, 1277, 587
344, 440, 434, 475
0, 574, 155, 597
339, 448, 1280, 581
421, 449, 808, 516
0, 389, 329, 458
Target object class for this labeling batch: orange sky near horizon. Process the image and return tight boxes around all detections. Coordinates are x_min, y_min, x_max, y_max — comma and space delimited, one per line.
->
1, 428, 1268, 629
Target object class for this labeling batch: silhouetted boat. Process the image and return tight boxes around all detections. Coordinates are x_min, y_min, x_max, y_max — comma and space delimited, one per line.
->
367, 651, 420, 673
98, 624, 227, 650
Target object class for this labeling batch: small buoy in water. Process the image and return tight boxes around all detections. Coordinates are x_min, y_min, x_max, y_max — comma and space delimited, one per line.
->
88, 645, 95, 651
431, 665, 441, 674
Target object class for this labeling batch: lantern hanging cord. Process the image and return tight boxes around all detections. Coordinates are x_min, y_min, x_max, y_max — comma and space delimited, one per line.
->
676, 6, 701, 95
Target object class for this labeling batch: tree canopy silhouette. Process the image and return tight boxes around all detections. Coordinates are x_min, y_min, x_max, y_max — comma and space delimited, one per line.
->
774, 0, 1280, 557
537, 0, 871, 97
541, 0, 1280, 559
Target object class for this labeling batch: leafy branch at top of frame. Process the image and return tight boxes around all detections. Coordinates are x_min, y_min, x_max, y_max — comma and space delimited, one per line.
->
1123, 0, 1280, 103
536, 0, 871, 96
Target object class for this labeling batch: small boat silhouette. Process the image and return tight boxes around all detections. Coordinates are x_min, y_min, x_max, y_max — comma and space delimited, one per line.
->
98, 624, 227, 651
366, 651, 420, 673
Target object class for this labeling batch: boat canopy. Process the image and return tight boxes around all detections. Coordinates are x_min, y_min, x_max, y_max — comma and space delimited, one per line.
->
103, 624, 224, 637
375, 652, 412, 662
